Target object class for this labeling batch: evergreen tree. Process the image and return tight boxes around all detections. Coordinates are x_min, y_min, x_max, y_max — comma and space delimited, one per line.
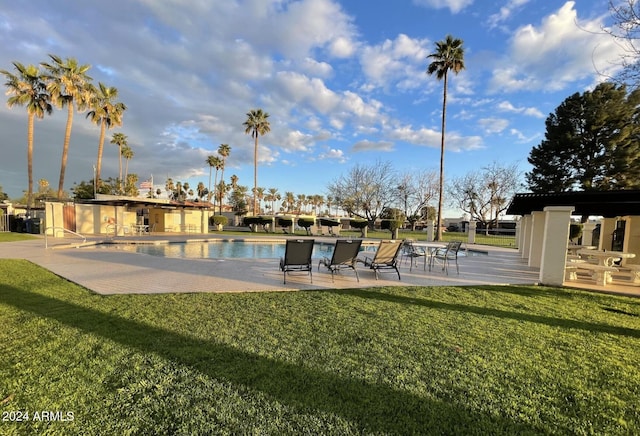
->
526, 82, 640, 192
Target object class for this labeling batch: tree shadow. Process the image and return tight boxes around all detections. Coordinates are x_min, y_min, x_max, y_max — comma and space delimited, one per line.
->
0, 285, 543, 434
325, 288, 640, 339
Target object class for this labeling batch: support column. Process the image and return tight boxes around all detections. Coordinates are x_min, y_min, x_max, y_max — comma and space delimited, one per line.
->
528, 211, 545, 268
539, 206, 574, 286
426, 221, 435, 242
468, 221, 476, 245
520, 215, 533, 259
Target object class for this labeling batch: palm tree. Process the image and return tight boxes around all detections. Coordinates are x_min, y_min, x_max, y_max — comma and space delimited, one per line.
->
206, 155, 219, 202
121, 145, 134, 181
427, 35, 465, 241
255, 187, 266, 214
267, 187, 279, 213
110, 132, 128, 193
86, 82, 126, 187
243, 109, 271, 215
285, 191, 295, 213
217, 143, 231, 213
1, 62, 53, 210
41, 54, 93, 198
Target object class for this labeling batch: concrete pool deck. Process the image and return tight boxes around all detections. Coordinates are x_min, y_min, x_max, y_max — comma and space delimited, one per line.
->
0, 234, 545, 295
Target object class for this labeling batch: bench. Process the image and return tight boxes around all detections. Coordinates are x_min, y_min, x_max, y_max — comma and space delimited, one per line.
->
612, 264, 640, 285
565, 262, 619, 286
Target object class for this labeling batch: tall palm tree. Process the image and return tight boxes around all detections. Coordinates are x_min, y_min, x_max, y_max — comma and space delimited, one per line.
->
243, 109, 270, 215
41, 54, 93, 198
217, 143, 231, 183
427, 35, 465, 241
206, 155, 219, 202
110, 132, 128, 193
267, 187, 279, 213
86, 82, 126, 187
121, 145, 134, 182
1, 62, 53, 210
217, 143, 231, 213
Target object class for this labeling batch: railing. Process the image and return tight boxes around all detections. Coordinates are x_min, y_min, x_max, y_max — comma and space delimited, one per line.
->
44, 226, 86, 248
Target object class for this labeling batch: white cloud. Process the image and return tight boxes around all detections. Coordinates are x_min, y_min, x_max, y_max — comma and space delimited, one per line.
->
352, 140, 395, 152
487, 0, 531, 29
497, 100, 544, 118
489, 1, 626, 93
318, 148, 347, 162
478, 117, 509, 134
359, 34, 430, 91
389, 124, 483, 151
412, 0, 474, 14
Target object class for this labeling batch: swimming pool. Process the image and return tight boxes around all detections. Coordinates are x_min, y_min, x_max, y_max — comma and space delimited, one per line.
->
107, 240, 353, 260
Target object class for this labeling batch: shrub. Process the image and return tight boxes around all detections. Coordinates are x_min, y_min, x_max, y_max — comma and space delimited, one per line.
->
209, 215, 228, 226
349, 219, 368, 230
277, 217, 294, 227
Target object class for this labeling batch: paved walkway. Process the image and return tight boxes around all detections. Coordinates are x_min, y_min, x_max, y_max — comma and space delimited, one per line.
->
0, 234, 542, 295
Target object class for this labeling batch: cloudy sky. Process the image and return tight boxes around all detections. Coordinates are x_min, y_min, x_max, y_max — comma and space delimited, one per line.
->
0, 0, 625, 213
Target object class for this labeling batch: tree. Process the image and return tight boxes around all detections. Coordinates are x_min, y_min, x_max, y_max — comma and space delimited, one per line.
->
606, 1, 640, 87
396, 170, 439, 230
526, 82, 640, 192
449, 162, 522, 230
121, 145, 134, 182
243, 109, 271, 215
327, 160, 397, 228
110, 132, 128, 193
1, 62, 52, 210
427, 35, 465, 241
41, 54, 93, 198
217, 143, 231, 213
206, 155, 220, 202
86, 82, 126, 187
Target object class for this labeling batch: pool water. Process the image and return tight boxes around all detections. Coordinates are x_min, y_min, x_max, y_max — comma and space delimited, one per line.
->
113, 241, 344, 260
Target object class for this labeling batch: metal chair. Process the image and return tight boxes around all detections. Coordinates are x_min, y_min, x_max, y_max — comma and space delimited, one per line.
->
429, 241, 462, 275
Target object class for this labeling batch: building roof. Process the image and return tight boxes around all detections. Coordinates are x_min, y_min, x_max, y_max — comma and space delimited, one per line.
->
506, 190, 640, 217
78, 194, 214, 210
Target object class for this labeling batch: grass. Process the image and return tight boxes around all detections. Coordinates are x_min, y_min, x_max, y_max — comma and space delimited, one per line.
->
1, 261, 639, 435
0, 233, 38, 243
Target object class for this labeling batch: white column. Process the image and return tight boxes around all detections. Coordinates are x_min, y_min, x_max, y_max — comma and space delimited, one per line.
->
520, 215, 533, 259
426, 221, 435, 242
581, 221, 596, 246
468, 221, 477, 245
528, 211, 545, 268
539, 206, 574, 286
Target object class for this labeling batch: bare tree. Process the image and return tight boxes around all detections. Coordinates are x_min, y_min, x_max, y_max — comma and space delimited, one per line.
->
327, 160, 397, 228
605, 1, 640, 87
448, 162, 522, 231
396, 170, 439, 230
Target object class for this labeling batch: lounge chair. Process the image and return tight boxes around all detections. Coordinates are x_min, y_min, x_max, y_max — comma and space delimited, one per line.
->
357, 239, 403, 280
429, 241, 462, 275
279, 239, 315, 284
317, 239, 363, 282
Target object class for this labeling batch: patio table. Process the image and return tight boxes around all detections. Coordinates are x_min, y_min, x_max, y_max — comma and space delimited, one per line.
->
413, 242, 447, 271
577, 249, 635, 267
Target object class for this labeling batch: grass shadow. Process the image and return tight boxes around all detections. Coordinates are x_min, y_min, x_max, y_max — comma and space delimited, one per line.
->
325, 287, 640, 339
0, 284, 543, 434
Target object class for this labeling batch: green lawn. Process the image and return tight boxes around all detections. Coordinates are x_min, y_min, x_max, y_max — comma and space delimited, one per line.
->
0, 233, 38, 243
1, 260, 639, 435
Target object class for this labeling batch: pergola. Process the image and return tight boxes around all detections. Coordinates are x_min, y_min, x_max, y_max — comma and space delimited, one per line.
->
505, 190, 640, 286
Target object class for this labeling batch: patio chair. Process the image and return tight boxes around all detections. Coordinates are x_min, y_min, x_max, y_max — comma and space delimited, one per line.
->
400, 239, 427, 272
317, 239, 363, 282
279, 239, 315, 284
429, 241, 462, 275
357, 239, 403, 280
